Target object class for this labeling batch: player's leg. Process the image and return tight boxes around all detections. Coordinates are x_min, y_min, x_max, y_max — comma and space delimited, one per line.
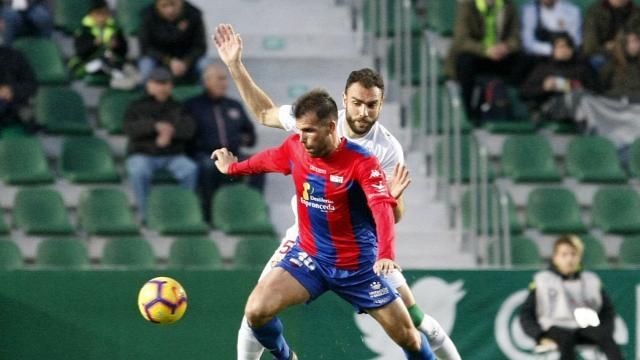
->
368, 298, 436, 359
386, 270, 462, 360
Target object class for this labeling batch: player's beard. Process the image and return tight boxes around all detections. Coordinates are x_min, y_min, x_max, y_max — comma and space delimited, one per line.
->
345, 112, 376, 136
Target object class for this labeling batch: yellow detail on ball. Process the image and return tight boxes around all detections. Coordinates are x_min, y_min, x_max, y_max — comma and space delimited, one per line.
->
138, 277, 187, 324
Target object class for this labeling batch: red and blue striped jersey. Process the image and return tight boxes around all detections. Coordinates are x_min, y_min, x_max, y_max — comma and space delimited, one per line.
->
229, 134, 397, 270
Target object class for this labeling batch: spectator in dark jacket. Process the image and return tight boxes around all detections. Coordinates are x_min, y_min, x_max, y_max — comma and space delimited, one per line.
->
519, 234, 623, 360
0, 45, 36, 135
138, 0, 207, 84
1, 0, 52, 45
124, 67, 197, 220
521, 33, 598, 121
600, 29, 640, 100
185, 63, 264, 221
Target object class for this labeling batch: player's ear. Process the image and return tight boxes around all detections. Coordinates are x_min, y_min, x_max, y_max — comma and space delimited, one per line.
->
342, 92, 347, 108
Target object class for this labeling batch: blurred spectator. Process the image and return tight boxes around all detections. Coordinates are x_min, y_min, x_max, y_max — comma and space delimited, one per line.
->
445, 0, 522, 119
185, 63, 264, 221
519, 234, 623, 360
0, 45, 37, 135
583, 0, 640, 70
138, 0, 207, 84
0, 0, 52, 45
600, 29, 640, 100
520, 0, 581, 60
123, 67, 197, 220
521, 33, 597, 122
69, 0, 138, 90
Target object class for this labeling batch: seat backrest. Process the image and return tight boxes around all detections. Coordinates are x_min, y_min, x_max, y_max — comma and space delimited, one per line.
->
147, 186, 205, 229
13, 188, 71, 231
526, 188, 583, 229
116, 0, 154, 35
592, 187, 640, 232
487, 235, 542, 266
53, 0, 92, 33
580, 234, 608, 268
13, 37, 67, 84
0, 211, 9, 234
566, 136, 625, 178
102, 237, 155, 268
233, 235, 280, 269
36, 238, 89, 269
461, 188, 522, 234
426, 0, 457, 35
0, 239, 22, 269
0, 137, 52, 184
628, 138, 640, 178
98, 89, 143, 134
501, 135, 556, 176
35, 86, 90, 134
168, 237, 222, 268
60, 136, 117, 176
619, 236, 640, 265
78, 188, 137, 233
212, 184, 270, 227
172, 85, 203, 102
436, 135, 487, 182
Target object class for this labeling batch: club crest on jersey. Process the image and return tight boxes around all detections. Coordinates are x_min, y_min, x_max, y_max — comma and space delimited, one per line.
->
370, 170, 381, 178
302, 182, 314, 200
330, 174, 343, 184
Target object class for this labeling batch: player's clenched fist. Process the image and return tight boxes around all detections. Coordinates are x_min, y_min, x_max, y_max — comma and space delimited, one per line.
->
211, 148, 238, 174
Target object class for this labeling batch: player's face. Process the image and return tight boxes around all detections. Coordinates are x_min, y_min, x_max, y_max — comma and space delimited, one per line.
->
343, 82, 383, 136
552, 244, 581, 275
296, 112, 336, 158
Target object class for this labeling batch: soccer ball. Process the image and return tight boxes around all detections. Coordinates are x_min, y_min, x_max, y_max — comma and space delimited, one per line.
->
138, 277, 188, 324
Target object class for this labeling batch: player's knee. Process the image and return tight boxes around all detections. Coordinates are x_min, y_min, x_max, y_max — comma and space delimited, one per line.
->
244, 299, 275, 327
393, 327, 422, 351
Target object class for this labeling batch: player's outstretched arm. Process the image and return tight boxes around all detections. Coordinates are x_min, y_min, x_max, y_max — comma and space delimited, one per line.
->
213, 24, 282, 129
388, 163, 411, 223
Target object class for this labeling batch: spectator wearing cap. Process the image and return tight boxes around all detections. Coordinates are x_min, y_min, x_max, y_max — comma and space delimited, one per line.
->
123, 67, 197, 220
1, 0, 53, 45
138, 0, 207, 84
185, 63, 264, 221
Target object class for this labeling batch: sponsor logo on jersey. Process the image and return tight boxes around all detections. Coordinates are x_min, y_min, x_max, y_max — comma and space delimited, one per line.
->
370, 170, 381, 178
300, 182, 335, 212
330, 174, 344, 184
310, 164, 327, 174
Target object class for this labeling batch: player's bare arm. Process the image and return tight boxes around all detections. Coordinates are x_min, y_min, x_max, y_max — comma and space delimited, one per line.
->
388, 163, 411, 223
213, 24, 282, 128
211, 147, 238, 174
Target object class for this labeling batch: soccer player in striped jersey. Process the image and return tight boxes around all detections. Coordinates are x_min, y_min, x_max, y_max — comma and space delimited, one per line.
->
213, 89, 435, 360
213, 24, 461, 360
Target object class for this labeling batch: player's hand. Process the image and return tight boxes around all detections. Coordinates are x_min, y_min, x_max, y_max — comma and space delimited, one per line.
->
373, 258, 401, 276
211, 148, 238, 174
213, 23, 243, 67
388, 163, 411, 199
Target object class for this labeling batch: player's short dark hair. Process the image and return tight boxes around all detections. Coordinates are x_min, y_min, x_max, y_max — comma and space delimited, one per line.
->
344, 68, 385, 95
293, 89, 338, 125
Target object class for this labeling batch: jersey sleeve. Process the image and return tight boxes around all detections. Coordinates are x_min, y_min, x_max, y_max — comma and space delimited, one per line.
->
278, 105, 298, 133
379, 129, 405, 180
355, 156, 398, 260
229, 135, 294, 176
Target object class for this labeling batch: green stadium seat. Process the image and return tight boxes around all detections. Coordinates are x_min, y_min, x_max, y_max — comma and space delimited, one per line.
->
387, 35, 423, 86
591, 187, 640, 234
487, 235, 542, 266
102, 237, 155, 268
212, 184, 275, 235
0, 137, 53, 185
168, 237, 222, 269
501, 135, 562, 182
363, 0, 427, 37
116, 0, 154, 35
147, 186, 208, 235
580, 234, 608, 268
172, 85, 203, 102
36, 238, 88, 269
483, 88, 537, 134
98, 89, 143, 134
526, 188, 587, 234
0, 239, 22, 269
13, 188, 74, 235
618, 236, 640, 266
60, 137, 119, 183
436, 135, 494, 183
461, 188, 522, 234
233, 235, 280, 270
426, 0, 457, 35
13, 37, 68, 84
566, 136, 627, 183
411, 89, 473, 134
627, 138, 640, 179
53, 0, 91, 34
35, 87, 92, 135
0, 211, 9, 235
78, 188, 139, 236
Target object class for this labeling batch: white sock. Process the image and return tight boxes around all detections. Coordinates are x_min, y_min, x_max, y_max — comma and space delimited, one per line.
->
237, 316, 265, 360
419, 314, 462, 360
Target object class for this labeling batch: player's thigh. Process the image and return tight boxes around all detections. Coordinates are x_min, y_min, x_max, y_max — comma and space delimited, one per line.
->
368, 298, 416, 341
386, 270, 416, 307
246, 267, 310, 316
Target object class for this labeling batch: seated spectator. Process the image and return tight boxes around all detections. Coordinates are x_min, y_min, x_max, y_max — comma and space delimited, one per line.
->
520, 0, 581, 64
445, 0, 523, 120
0, 45, 37, 135
519, 234, 623, 360
185, 63, 264, 221
138, 0, 207, 84
0, 0, 52, 45
583, 0, 640, 70
521, 33, 597, 123
69, 0, 138, 90
600, 29, 640, 100
123, 67, 197, 220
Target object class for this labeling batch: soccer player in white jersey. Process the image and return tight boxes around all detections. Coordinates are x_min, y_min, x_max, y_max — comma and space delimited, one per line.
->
213, 24, 462, 360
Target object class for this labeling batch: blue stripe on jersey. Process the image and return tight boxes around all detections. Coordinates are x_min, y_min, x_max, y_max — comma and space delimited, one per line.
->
346, 180, 378, 265
345, 140, 372, 158
305, 173, 336, 264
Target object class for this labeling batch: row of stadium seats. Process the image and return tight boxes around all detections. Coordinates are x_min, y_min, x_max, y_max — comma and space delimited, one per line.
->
0, 184, 275, 236
0, 235, 279, 270
53, 0, 153, 36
